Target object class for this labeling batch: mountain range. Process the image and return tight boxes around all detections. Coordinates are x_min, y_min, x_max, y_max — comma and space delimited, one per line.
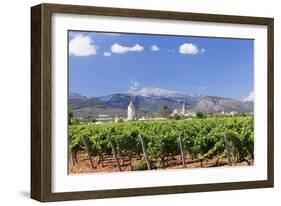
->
69, 88, 253, 118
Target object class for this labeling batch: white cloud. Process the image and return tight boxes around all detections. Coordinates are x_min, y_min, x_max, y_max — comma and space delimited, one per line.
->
128, 80, 141, 92
111, 43, 144, 54
243, 91, 254, 102
200, 48, 206, 53
150, 45, 160, 51
129, 87, 185, 98
179, 43, 205, 55
69, 34, 97, 56
103, 52, 112, 57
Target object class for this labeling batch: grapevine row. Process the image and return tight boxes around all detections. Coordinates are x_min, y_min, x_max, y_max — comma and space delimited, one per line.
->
69, 116, 254, 170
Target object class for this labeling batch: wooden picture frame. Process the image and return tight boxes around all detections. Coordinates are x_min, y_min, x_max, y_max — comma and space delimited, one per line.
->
31, 3, 274, 202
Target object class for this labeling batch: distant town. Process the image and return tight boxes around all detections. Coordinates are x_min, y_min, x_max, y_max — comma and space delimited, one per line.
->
70, 98, 252, 125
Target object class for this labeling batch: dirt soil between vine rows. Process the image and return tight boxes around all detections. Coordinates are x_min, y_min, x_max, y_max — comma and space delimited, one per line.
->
68, 151, 253, 174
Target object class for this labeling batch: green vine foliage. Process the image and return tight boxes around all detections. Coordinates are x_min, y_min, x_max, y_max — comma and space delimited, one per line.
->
69, 116, 254, 168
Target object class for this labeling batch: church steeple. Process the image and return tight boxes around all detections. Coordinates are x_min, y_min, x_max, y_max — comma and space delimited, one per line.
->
127, 100, 136, 120
182, 100, 185, 115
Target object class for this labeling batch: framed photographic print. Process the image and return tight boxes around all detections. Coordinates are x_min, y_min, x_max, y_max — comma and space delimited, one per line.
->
31, 3, 274, 202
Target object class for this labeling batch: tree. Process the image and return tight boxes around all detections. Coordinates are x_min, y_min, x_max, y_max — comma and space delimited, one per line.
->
159, 105, 172, 118
68, 110, 74, 124
195, 112, 204, 118
171, 113, 182, 120
116, 118, 124, 123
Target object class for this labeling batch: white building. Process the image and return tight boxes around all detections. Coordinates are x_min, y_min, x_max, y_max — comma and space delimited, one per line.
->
171, 100, 188, 117
182, 100, 185, 115
171, 108, 179, 116
185, 112, 196, 117
230, 111, 237, 116
127, 100, 136, 121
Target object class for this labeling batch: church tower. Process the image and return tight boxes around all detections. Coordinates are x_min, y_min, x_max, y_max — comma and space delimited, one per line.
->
182, 100, 185, 115
127, 100, 136, 121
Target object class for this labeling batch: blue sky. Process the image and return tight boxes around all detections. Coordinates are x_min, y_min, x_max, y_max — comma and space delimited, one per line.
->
68, 31, 254, 101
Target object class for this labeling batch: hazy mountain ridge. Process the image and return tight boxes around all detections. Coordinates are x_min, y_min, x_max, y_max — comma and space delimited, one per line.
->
69, 90, 253, 118
187, 96, 253, 114
69, 91, 87, 100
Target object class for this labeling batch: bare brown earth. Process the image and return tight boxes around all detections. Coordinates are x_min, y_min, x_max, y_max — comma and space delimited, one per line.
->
68, 151, 253, 174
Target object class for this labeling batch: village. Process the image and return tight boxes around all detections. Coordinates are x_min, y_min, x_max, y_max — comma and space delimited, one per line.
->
80, 100, 240, 125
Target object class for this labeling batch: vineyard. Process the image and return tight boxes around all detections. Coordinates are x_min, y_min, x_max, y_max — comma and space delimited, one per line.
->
68, 116, 254, 173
